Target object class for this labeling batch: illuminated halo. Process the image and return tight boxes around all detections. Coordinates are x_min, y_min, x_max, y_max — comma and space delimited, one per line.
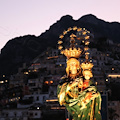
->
58, 26, 91, 60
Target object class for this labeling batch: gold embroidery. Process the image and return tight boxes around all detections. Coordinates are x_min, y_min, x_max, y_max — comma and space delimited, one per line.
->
96, 103, 98, 106
98, 111, 100, 114
67, 91, 78, 98
72, 111, 75, 114
66, 97, 68, 101
90, 99, 94, 120
82, 115, 85, 118
77, 103, 80, 106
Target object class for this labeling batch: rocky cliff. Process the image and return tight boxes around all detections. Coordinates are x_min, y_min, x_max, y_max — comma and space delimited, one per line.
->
0, 14, 120, 76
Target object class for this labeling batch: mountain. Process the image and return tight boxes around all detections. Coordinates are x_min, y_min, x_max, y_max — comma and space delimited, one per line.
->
0, 14, 120, 76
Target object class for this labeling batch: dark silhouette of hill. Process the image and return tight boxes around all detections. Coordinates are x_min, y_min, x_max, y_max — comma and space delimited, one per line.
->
0, 14, 120, 76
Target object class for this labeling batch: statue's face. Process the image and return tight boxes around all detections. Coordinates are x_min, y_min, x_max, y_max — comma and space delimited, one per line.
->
83, 71, 91, 80
66, 58, 80, 78
69, 59, 78, 75
84, 74, 90, 80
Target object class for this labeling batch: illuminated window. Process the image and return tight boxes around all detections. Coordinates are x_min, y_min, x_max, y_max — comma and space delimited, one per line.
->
50, 81, 53, 84
37, 107, 39, 110
3, 75, 5, 77
90, 60, 92, 62
59, 64, 62, 66
112, 68, 114, 70
46, 99, 58, 102
0, 81, 4, 83
108, 74, 120, 78
45, 81, 49, 84
33, 69, 37, 72
106, 79, 108, 82
5, 80, 8, 82
95, 82, 97, 85
24, 72, 29, 74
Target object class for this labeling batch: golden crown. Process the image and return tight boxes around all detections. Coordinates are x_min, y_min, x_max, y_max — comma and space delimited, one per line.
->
81, 62, 93, 70
61, 47, 82, 59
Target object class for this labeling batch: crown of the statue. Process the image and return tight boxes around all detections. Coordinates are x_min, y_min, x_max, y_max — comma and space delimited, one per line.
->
81, 62, 93, 70
61, 47, 82, 59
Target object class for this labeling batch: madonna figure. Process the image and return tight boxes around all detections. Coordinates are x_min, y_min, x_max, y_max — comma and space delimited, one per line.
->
57, 58, 101, 120
57, 27, 102, 120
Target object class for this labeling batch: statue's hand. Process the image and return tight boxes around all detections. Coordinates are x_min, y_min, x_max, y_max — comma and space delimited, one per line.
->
66, 80, 78, 92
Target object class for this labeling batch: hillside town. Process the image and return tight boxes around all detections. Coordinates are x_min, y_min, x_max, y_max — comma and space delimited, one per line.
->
0, 39, 120, 120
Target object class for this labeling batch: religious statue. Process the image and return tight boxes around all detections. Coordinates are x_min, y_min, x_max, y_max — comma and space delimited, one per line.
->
57, 27, 102, 120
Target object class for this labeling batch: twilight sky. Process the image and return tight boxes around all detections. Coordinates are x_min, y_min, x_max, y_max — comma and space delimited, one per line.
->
0, 0, 120, 50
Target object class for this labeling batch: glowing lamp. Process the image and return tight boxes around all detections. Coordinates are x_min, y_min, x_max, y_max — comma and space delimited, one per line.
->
58, 40, 63, 44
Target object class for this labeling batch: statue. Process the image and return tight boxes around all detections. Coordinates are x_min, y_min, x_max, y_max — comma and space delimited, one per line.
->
57, 27, 102, 120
